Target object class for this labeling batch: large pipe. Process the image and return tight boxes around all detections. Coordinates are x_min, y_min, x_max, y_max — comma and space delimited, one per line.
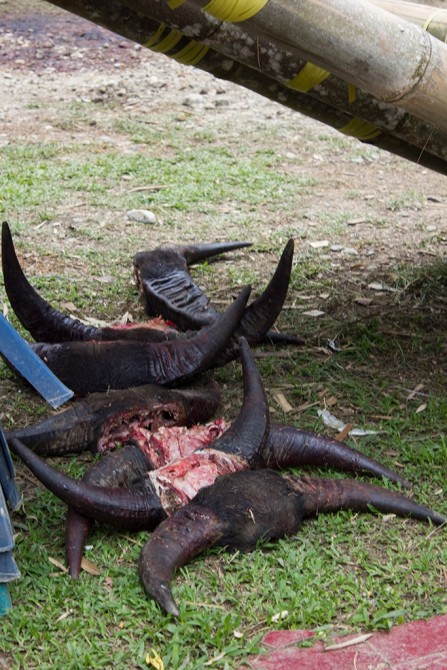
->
123, 0, 447, 163
372, 0, 447, 43
184, 0, 447, 132
41, 0, 447, 174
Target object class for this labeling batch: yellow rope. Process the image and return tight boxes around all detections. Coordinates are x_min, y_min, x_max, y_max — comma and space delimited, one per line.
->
202, 0, 269, 22
144, 24, 208, 66
286, 63, 330, 93
144, 24, 167, 49
149, 28, 183, 53
339, 118, 381, 141
423, 9, 444, 32
173, 41, 210, 66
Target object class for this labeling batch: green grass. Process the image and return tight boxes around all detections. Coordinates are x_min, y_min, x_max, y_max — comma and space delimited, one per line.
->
1, 18, 447, 667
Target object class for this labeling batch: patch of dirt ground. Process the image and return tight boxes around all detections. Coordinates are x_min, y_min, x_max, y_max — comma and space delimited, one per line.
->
1, 0, 447, 385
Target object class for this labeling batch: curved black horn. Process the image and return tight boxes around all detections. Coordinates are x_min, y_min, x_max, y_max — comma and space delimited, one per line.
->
289, 475, 447, 524
139, 469, 445, 615
174, 241, 252, 266
210, 337, 269, 467
139, 504, 224, 616
2, 221, 102, 342
10, 437, 166, 529
1, 222, 182, 344
263, 424, 410, 488
213, 239, 295, 365
29, 286, 251, 394
66, 445, 152, 578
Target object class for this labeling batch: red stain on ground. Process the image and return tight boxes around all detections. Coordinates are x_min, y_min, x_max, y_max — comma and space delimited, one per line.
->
0, 10, 140, 72
249, 614, 447, 669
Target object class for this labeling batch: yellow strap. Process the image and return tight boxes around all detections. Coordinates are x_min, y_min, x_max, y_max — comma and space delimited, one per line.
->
149, 28, 183, 54
144, 24, 167, 49
168, 0, 186, 7
339, 118, 381, 141
202, 0, 268, 22
173, 41, 210, 66
348, 83, 356, 103
286, 63, 330, 93
422, 9, 443, 32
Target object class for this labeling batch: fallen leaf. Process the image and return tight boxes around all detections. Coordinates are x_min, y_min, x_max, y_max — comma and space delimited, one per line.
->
415, 403, 427, 413
407, 383, 424, 400
354, 297, 373, 306
302, 309, 325, 317
271, 610, 288, 622
60, 301, 78, 312
104, 576, 113, 590
367, 282, 396, 292
317, 409, 379, 436
146, 649, 164, 670
204, 652, 226, 666
325, 633, 373, 651
48, 556, 68, 573
55, 610, 73, 623
336, 423, 353, 442
275, 392, 293, 413
81, 557, 101, 575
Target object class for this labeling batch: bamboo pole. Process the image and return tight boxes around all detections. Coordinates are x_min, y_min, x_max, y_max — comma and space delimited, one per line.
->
183, 0, 447, 133
122, 0, 447, 164
371, 0, 447, 43
41, 0, 447, 174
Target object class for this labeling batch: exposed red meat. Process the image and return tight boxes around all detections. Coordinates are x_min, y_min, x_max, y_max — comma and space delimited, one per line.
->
139, 420, 228, 468
147, 449, 247, 513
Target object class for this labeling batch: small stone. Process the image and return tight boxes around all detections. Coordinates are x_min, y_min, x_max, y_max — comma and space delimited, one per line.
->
309, 240, 329, 249
182, 94, 204, 107
127, 209, 157, 224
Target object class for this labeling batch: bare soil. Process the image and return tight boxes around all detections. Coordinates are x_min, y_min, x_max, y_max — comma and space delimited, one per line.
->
1, 0, 447, 387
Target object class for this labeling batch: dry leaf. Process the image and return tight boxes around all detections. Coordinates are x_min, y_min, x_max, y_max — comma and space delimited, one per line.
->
60, 301, 78, 312
104, 576, 113, 590
55, 609, 73, 623
336, 423, 353, 442
325, 633, 373, 651
302, 309, 325, 317
48, 556, 68, 573
367, 282, 396, 292
275, 392, 293, 413
407, 383, 424, 400
204, 652, 226, 666
271, 610, 288, 622
146, 649, 164, 670
415, 403, 427, 413
81, 557, 101, 575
